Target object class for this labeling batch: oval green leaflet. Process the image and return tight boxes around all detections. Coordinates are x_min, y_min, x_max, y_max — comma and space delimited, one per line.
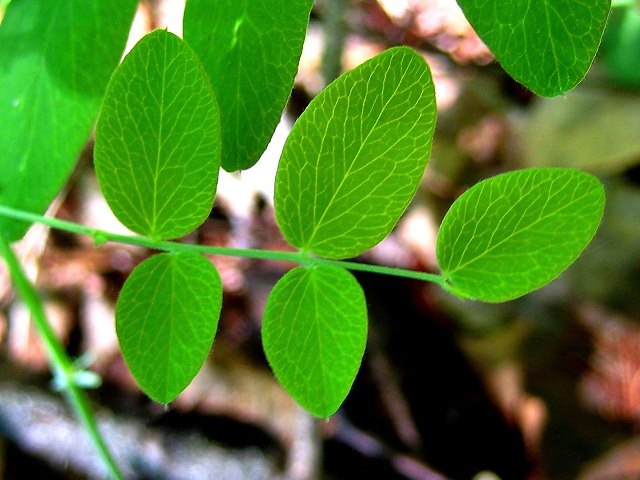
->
275, 46, 437, 260
116, 252, 223, 404
95, 29, 221, 240
456, 0, 611, 96
436, 168, 605, 302
262, 265, 368, 418
183, 0, 314, 171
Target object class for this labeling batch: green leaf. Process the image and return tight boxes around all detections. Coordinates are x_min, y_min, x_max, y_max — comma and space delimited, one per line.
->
262, 266, 367, 418
94, 29, 221, 240
0, 0, 137, 241
275, 47, 436, 260
183, 0, 313, 171
456, 0, 611, 96
436, 168, 605, 302
116, 252, 222, 404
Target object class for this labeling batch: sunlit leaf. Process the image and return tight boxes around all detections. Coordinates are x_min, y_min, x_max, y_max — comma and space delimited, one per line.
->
95, 29, 220, 240
436, 168, 605, 302
116, 252, 222, 404
262, 266, 367, 418
275, 46, 436, 259
183, 0, 313, 171
457, 0, 611, 96
0, 0, 137, 240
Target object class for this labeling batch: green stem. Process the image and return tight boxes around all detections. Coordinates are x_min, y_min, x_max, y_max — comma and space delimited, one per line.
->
0, 235, 125, 480
0, 205, 448, 287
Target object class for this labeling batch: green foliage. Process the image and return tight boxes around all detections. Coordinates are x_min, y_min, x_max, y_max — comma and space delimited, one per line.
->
456, 0, 611, 97
0, 0, 613, 428
436, 168, 605, 302
0, 0, 137, 240
275, 46, 436, 259
116, 252, 222, 404
183, 0, 314, 171
95, 29, 220, 240
262, 266, 367, 418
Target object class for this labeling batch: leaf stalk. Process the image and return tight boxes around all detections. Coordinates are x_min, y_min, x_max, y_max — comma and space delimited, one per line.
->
0, 204, 448, 287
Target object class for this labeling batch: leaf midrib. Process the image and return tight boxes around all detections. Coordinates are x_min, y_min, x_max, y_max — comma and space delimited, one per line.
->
152, 36, 168, 236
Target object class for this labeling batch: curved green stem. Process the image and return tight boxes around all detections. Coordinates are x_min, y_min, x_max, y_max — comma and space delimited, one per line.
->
0, 235, 125, 480
0, 205, 448, 287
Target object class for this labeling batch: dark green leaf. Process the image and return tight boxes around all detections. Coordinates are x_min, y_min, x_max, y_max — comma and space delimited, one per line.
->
262, 266, 367, 418
0, 0, 137, 240
436, 168, 605, 302
275, 47, 436, 259
457, 0, 611, 96
95, 29, 221, 240
183, 0, 313, 171
116, 252, 222, 404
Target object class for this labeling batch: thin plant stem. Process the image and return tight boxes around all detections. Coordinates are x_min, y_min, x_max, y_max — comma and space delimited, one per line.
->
0, 235, 125, 480
0, 204, 448, 288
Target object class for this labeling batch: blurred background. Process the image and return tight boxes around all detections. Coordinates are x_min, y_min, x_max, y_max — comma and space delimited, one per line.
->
1, 0, 640, 479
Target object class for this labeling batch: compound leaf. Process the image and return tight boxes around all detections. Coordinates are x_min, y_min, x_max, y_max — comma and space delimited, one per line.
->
183, 0, 313, 171
116, 252, 222, 404
0, 0, 137, 241
262, 266, 367, 418
436, 168, 605, 302
95, 29, 220, 240
457, 0, 611, 96
275, 47, 436, 259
